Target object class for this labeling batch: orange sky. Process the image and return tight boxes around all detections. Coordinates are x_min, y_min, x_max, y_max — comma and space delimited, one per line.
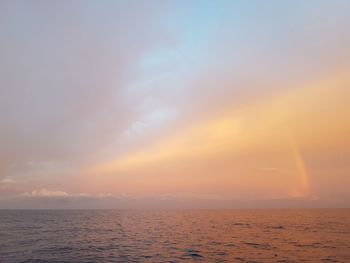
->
85, 70, 349, 200
0, 1, 349, 208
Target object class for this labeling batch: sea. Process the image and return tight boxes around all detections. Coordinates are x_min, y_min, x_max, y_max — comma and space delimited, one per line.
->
0, 209, 349, 263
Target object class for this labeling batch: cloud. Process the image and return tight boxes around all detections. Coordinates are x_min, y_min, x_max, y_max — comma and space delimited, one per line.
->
0, 1, 349, 208
19, 189, 129, 200
1, 190, 347, 209
1, 178, 15, 184
22, 189, 69, 197
0, 1, 176, 180
0, 189, 137, 209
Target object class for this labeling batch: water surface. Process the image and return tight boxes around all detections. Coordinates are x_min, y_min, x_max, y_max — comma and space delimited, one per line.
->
0, 209, 349, 262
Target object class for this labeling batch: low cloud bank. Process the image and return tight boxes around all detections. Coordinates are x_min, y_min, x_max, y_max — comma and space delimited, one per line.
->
0, 189, 348, 209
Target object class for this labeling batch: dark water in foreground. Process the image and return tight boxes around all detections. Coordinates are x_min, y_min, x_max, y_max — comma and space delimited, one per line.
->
0, 210, 349, 263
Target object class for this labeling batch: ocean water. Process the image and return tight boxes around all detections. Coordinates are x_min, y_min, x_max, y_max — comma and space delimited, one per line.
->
0, 210, 349, 263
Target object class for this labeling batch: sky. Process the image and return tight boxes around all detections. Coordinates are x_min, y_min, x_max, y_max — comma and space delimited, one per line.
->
0, 0, 349, 209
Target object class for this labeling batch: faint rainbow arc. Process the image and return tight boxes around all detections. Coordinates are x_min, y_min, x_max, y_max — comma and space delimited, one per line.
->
287, 134, 311, 197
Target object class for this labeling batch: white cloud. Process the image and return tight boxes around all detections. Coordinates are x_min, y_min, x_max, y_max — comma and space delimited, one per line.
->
22, 189, 69, 197
20, 189, 124, 199
1, 177, 15, 184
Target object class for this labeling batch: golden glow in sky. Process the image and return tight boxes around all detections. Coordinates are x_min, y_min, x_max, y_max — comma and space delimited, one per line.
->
0, 1, 349, 208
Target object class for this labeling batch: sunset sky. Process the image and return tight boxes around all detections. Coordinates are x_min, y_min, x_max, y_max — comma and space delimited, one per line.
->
0, 0, 349, 208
